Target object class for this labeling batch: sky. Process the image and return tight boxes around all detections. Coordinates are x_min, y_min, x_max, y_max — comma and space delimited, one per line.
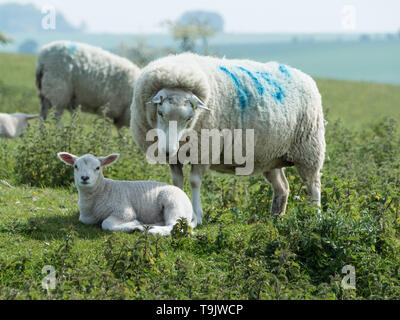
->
1, 0, 400, 34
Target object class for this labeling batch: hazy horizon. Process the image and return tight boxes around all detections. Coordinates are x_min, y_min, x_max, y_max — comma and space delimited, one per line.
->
1, 0, 399, 34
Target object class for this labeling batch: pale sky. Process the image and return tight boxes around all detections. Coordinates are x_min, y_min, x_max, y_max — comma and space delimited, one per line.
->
1, 0, 400, 33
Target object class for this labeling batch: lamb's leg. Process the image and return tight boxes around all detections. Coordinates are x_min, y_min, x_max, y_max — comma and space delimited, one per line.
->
264, 168, 290, 216
295, 165, 322, 208
170, 163, 184, 189
190, 164, 207, 225
101, 216, 144, 233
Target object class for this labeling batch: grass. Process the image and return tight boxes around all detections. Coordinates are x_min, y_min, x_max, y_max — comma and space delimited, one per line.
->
0, 53, 400, 299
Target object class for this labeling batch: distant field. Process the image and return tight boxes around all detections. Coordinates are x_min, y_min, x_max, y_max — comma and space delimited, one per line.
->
1, 52, 399, 128
1, 32, 400, 84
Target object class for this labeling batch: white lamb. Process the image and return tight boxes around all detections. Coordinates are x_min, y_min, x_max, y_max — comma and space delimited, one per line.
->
0, 113, 39, 138
57, 152, 197, 236
37, 41, 141, 128
130, 53, 326, 223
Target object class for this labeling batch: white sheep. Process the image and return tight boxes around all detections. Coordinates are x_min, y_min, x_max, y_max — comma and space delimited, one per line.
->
130, 53, 326, 223
57, 152, 197, 236
36, 41, 141, 128
0, 113, 39, 138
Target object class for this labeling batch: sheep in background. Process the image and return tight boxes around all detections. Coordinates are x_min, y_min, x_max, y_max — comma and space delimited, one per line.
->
130, 53, 326, 223
36, 41, 141, 128
57, 152, 197, 236
0, 113, 39, 138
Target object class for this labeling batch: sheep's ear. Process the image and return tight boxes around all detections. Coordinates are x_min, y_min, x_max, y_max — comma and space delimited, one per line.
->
98, 154, 120, 167
189, 94, 210, 111
148, 89, 168, 105
58, 152, 77, 166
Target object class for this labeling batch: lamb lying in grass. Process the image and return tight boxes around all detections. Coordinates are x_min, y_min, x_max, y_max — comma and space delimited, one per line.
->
57, 152, 197, 236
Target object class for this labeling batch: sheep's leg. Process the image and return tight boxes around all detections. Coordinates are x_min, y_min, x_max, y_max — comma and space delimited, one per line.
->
39, 94, 52, 120
170, 163, 184, 189
101, 216, 144, 233
146, 225, 174, 236
264, 168, 290, 216
296, 165, 322, 208
190, 164, 207, 225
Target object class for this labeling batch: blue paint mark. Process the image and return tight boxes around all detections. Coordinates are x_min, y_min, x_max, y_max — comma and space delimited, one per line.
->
237, 66, 264, 95
69, 43, 77, 53
219, 66, 248, 109
256, 72, 285, 103
219, 65, 289, 107
279, 64, 291, 78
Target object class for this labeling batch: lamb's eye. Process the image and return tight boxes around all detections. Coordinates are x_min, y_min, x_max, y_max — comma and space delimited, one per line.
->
158, 110, 163, 117
74, 165, 78, 169
187, 116, 193, 122
96, 167, 100, 171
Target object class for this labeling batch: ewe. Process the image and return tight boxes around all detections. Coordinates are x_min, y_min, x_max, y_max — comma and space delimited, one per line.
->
131, 53, 326, 223
57, 152, 196, 236
37, 41, 140, 128
0, 113, 39, 138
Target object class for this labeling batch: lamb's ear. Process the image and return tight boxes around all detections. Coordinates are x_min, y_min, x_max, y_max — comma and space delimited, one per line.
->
147, 89, 168, 105
189, 94, 210, 111
58, 152, 77, 166
25, 114, 40, 120
98, 154, 120, 167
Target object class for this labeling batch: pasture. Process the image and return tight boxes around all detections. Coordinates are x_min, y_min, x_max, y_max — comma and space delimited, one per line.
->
0, 52, 400, 299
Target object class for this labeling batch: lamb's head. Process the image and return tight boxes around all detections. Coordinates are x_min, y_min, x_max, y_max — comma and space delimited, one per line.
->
57, 152, 119, 189
149, 88, 209, 158
12, 113, 39, 137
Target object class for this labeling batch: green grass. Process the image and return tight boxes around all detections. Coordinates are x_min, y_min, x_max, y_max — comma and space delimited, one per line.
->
0, 53, 400, 299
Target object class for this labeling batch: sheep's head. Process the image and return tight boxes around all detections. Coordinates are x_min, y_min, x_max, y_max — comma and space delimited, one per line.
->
57, 153, 119, 188
148, 88, 209, 158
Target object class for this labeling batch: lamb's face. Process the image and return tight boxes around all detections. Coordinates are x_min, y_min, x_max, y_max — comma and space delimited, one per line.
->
57, 153, 119, 189
73, 155, 103, 188
151, 88, 208, 158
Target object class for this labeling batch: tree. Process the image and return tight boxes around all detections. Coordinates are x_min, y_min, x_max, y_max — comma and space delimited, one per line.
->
178, 10, 224, 32
0, 31, 11, 45
18, 39, 38, 54
163, 12, 220, 54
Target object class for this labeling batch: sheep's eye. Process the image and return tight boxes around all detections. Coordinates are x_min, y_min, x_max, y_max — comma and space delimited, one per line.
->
187, 116, 193, 122
96, 167, 100, 171
158, 111, 163, 117
74, 165, 78, 169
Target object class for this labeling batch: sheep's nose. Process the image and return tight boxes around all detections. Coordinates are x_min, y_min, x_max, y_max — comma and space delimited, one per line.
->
81, 176, 89, 182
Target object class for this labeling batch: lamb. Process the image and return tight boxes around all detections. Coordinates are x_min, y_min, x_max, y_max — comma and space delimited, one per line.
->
36, 41, 141, 128
0, 113, 39, 138
130, 53, 326, 223
57, 152, 197, 236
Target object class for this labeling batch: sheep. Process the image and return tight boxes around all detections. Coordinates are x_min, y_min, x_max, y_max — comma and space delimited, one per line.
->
0, 113, 39, 138
36, 41, 141, 128
57, 152, 197, 236
130, 53, 326, 224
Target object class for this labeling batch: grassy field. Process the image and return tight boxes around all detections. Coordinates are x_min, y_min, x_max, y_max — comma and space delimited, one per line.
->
0, 53, 400, 299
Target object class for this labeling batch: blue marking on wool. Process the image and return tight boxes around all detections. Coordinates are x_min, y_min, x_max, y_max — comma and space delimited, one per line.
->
69, 43, 77, 53
219, 66, 248, 109
219, 65, 289, 108
256, 71, 285, 103
237, 66, 264, 95
279, 64, 291, 78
